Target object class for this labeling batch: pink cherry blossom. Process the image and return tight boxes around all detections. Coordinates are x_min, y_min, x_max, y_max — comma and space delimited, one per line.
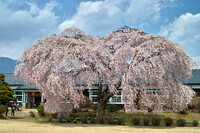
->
15, 26, 196, 120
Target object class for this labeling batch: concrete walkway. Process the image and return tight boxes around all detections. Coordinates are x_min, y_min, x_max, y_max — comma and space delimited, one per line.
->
7, 109, 38, 117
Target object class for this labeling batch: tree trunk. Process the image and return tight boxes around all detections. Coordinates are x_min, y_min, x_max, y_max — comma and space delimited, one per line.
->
96, 90, 113, 122
95, 74, 117, 122
96, 102, 106, 122
136, 90, 141, 109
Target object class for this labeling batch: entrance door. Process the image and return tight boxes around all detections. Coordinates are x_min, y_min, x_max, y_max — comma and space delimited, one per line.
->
34, 92, 41, 107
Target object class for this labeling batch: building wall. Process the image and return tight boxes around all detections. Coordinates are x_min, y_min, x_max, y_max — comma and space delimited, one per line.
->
189, 85, 200, 97
11, 84, 200, 108
12, 88, 41, 109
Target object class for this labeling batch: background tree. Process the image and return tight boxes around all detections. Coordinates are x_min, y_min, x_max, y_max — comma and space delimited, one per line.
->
0, 73, 16, 105
15, 26, 196, 121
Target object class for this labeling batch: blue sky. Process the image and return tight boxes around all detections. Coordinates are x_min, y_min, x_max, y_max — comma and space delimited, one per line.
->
0, 0, 200, 65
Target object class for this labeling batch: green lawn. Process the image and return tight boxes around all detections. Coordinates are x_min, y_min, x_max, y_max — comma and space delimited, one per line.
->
0, 117, 200, 133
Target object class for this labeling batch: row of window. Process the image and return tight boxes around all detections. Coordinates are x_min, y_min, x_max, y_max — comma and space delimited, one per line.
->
90, 96, 122, 104
90, 91, 122, 96
89, 89, 123, 104
89, 88, 161, 104
12, 88, 170, 104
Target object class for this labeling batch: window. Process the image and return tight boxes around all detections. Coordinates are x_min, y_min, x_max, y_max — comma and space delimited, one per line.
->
109, 90, 123, 104
16, 96, 22, 101
91, 97, 98, 102
117, 97, 121, 102
89, 90, 98, 103
89, 89, 123, 104
91, 91, 98, 95
110, 96, 122, 103
111, 96, 117, 103
14, 90, 23, 102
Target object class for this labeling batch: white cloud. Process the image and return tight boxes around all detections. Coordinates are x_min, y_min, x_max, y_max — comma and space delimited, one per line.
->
59, 0, 124, 35
0, 39, 33, 59
159, 13, 200, 66
59, 0, 170, 36
0, 1, 59, 59
0, 0, 177, 59
126, 0, 161, 22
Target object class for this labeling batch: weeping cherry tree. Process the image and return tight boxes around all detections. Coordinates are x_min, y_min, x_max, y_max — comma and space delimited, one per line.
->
15, 26, 196, 121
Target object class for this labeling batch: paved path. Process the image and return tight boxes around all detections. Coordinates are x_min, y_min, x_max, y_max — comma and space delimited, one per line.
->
7, 109, 37, 117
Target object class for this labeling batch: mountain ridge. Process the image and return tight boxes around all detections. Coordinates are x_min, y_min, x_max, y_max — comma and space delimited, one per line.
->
0, 57, 17, 73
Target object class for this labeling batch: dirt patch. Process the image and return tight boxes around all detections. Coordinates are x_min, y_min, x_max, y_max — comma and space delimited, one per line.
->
0, 119, 200, 133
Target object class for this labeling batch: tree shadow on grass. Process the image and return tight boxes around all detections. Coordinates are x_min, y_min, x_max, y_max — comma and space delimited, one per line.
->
46, 121, 177, 129
0, 116, 24, 120
9, 116, 24, 119
32, 117, 185, 129
129, 125, 176, 129
11, 116, 189, 130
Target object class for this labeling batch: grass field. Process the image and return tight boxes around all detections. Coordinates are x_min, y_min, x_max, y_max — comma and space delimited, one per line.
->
1, 109, 200, 133
0, 117, 200, 133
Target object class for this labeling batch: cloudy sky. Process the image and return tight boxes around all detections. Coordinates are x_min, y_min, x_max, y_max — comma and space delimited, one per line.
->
0, 0, 200, 65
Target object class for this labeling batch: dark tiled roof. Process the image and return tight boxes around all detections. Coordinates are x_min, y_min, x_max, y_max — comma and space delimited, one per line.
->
17, 84, 37, 90
4, 69, 200, 90
4, 73, 25, 85
183, 69, 200, 84
4, 73, 37, 90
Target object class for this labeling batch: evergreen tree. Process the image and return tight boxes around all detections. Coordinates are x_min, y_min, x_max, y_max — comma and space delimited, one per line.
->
0, 73, 16, 105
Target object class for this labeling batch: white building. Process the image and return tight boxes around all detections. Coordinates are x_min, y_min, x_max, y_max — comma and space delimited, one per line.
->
4, 69, 200, 109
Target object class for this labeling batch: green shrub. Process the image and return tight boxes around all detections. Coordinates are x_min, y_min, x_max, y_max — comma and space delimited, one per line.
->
164, 117, 173, 126
132, 117, 140, 125
69, 113, 80, 118
117, 117, 124, 125
0, 105, 6, 117
152, 117, 161, 126
75, 117, 80, 121
85, 113, 96, 118
107, 105, 118, 112
37, 104, 44, 116
29, 111, 35, 117
143, 113, 160, 119
147, 108, 153, 113
72, 108, 78, 113
48, 117, 53, 122
58, 118, 63, 123
178, 110, 188, 115
81, 117, 88, 124
50, 112, 58, 119
91, 104, 97, 111
114, 117, 119, 124
188, 97, 200, 110
98, 119, 105, 124
143, 117, 150, 126
79, 96, 94, 109
73, 119, 77, 124
57, 112, 68, 123
107, 117, 115, 124
66, 117, 71, 123
90, 117, 96, 124
176, 119, 186, 126
192, 120, 199, 127
82, 109, 88, 112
